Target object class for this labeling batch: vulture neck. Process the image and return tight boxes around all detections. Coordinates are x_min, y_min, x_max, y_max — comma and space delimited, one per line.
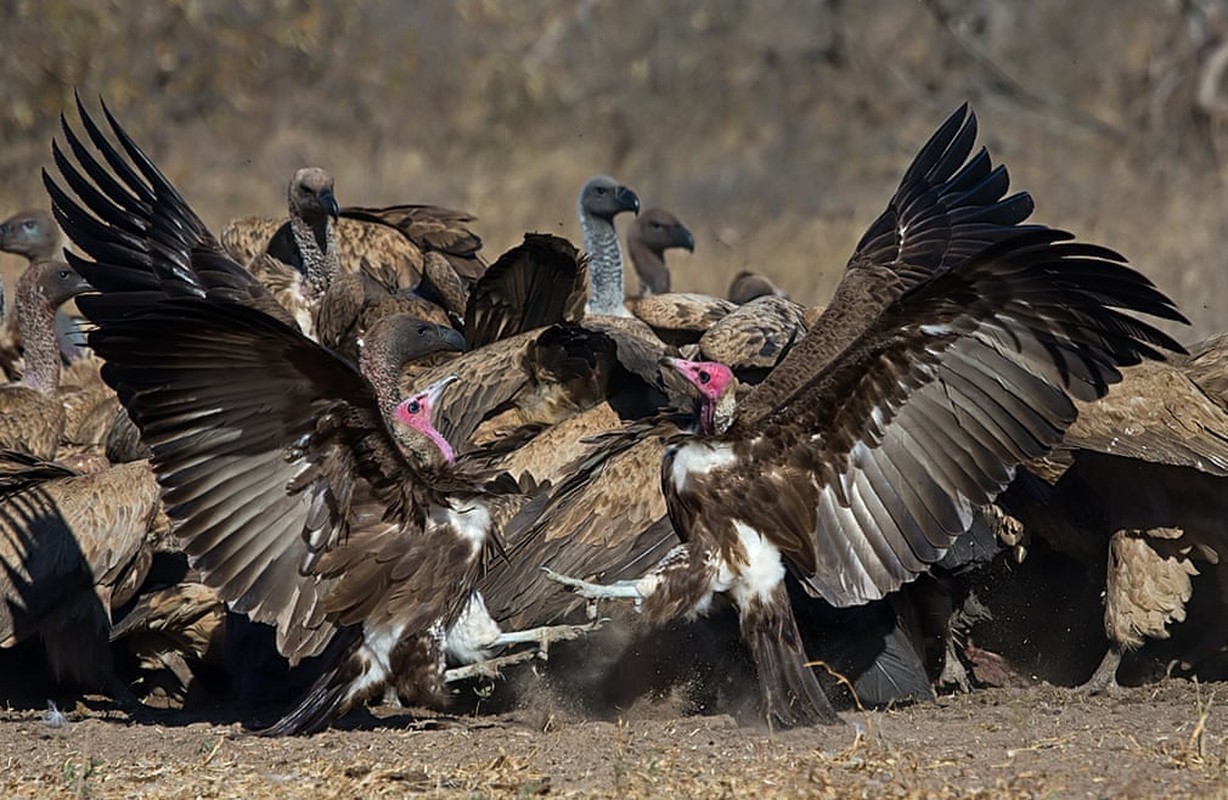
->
359, 330, 454, 468
627, 237, 670, 296
701, 387, 738, 436
581, 212, 631, 317
360, 330, 414, 427
289, 212, 339, 298
15, 271, 61, 395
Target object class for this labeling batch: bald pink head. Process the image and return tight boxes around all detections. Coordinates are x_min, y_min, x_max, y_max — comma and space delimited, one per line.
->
661, 357, 736, 435
394, 374, 458, 464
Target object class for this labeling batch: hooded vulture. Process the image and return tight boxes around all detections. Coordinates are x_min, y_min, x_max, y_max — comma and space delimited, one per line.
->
544, 104, 1186, 728
44, 97, 548, 735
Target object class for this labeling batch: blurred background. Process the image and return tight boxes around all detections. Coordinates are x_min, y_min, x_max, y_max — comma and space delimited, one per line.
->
1, 0, 1226, 338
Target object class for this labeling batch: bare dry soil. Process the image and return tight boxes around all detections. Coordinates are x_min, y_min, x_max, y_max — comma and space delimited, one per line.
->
1, 681, 1224, 798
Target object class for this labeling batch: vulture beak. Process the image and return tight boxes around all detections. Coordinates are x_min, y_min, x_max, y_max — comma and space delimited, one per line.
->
422, 374, 459, 410
320, 188, 341, 220
617, 186, 641, 216
438, 326, 466, 353
675, 223, 695, 253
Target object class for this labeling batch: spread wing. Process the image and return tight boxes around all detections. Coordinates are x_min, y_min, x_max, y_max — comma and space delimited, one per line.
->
737, 104, 1041, 424
45, 97, 425, 663
717, 230, 1185, 606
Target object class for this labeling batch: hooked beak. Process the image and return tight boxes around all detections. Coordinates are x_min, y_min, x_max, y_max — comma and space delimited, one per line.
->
320, 188, 340, 220
675, 223, 695, 253
439, 326, 466, 353
422, 373, 459, 409
617, 186, 641, 216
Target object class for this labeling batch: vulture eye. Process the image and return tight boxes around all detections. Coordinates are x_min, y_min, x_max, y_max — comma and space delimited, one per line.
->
406, 400, 422, 415
58, 269, 70, 280
594, 186, 608, 195
698, 370, 711, 385
22, 221, 36, 231
417, 325, 430, 336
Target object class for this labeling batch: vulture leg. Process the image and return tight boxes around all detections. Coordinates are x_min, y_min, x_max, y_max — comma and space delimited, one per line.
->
937, 638, 973, 693
1079, 646, 1124, 694
541, 568, 646, 615
443, 619, 607, 683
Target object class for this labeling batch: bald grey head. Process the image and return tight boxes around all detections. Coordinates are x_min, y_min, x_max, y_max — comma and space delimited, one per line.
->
0, 209, 63, 262
577, 175, 640, 316
627, 208, 695, 296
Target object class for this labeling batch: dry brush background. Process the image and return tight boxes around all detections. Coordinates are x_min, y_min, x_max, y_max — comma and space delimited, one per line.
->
2, 0, 1228, 338
3, 2, 1228, 796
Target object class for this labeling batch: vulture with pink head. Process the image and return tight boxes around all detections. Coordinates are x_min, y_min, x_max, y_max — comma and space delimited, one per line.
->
546, 104, 1187, 728
44, 97, 541, 735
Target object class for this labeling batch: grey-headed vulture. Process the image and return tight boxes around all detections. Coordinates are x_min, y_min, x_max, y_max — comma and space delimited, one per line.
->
44, 97, 538, 735
546, 104, 1186, 728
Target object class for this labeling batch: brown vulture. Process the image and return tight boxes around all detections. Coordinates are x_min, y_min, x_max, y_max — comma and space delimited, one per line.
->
44, 97, 547, 735
544, 104, 1186, 728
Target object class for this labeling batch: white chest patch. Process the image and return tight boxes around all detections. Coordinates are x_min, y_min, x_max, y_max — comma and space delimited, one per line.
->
429, 500, 492, 555
345, 620, 409, 701
725, 520, 786, 607
444, 592, 502, 664
668, 441, 737, 493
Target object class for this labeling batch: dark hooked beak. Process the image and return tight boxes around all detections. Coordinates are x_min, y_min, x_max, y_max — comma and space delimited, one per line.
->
617, 186, 641, 216
438, 325, 466, 352
320, 189, 341, 220
675, 223, 695, 253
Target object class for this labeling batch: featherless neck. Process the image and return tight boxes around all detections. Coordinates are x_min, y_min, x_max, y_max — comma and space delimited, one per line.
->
290, 213, 340, 297
358, 333, 405, 424
15, 281, 60, 394
627, 237, 670, 296
581, 214, 630, 317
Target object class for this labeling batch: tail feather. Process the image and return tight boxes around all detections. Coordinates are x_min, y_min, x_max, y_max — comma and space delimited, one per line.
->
254, 626, 362, 737
741, 585, 839, 728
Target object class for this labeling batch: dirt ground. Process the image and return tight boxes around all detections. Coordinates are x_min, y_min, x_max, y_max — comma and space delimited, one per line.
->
0, 680, 1223, 799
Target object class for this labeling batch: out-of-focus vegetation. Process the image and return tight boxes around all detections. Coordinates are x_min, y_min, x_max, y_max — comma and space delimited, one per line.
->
2, 0, 1227, 336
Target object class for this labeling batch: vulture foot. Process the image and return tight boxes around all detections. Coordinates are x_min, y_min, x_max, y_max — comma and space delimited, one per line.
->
541, 568, 644, 617
445, 620, 606, 683
937, 640, 973, 693
1078, 647, 1123, 694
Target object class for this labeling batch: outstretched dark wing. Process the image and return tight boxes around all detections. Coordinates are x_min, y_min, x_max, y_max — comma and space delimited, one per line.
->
736, 104, 1043, 424
44, 97, 423, 663
462, 233, 587, 349
713, 229, 1185, 606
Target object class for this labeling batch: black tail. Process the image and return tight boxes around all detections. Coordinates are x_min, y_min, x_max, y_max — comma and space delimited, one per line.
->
253, 627, 362, 737
740, 584, 839, 728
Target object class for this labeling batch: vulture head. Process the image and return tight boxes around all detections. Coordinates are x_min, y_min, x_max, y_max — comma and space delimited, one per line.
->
662, 357, 738, 435
287, 167, 341, 223
627, 208, 695, 296
727, 270, 788, 304
19, 259, 90, 309
394, 374, 459, 465
578, 175, 640, 222
0, 209, 62, 262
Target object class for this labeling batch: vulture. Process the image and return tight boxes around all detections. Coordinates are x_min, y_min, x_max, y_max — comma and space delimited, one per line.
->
222, 201, 486, 292
990, 353, 1228, 692
0, 208, 88, 371
44, 97, 552, 734
727, 270, 789, 304
0, 451, 170, 702
544, 104, 1186, 728
626, 207, 695, 296
243, 166, 342, 337
0, 259, 91, 460
578, 174, 641, 317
